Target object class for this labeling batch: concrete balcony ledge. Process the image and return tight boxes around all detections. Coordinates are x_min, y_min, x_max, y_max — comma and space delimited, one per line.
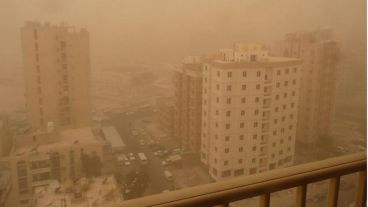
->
109, 152, 366, 207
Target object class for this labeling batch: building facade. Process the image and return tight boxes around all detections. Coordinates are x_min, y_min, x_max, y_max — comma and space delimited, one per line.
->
280, 29, 339, 144
201, 44, 302, 181
0, 115, 12, 157
156, 97, 174, 137
173, 56, 203, 152
8, 127, 105, 207
21, 22, 91, 131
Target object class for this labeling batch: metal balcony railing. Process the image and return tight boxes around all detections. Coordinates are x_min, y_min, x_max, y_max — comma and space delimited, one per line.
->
110, 152, 366, 207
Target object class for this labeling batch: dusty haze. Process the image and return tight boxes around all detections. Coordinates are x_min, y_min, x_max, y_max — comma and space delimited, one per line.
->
0, 0, 366, 69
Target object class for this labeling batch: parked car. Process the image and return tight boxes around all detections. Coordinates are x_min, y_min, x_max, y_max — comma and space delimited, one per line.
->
128, 153, 136, 161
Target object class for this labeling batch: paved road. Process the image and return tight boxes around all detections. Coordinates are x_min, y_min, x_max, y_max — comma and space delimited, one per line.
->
106, 110, 175, 197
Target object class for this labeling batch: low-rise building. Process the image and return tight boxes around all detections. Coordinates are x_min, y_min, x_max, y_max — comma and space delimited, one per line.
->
8, 127, 106, 207
33, 176, 123, 207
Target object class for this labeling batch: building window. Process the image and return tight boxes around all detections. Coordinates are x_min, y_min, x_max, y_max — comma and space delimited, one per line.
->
254, 122, 258, 127
227, 85, 232, 91
212, 168, 217, 176
239, 147, 243, 152
227, 98, 231, 104
241, 97, 246, 103
285, 68, 289, 74
275, 95, 279, 100
253, 134, 257, 139
254, 110, 259, 115
222, 170, 231, 177
217, 71, 220, 77
277, 70, 281, 75
225, 136, 230, 141
242, 71, 247, 77
226, 124, 230, 129
224, 160, 229, 166
239, 135, 244, 140
256, 84, 260, 90
292, 79, 296, 85
238, 159, 243, 164
226, 111, 231, 116
252, 158, 256, 163
216, 84, 220, 90
284, 81, 288, 86
241, 110, 245, 116
257, 71, 261, 77
240, 122, 244, 128
255, 97, 260, 103
276, 82, 280, 88
225, 148, 229, 153
242, 84, 246, 90
227, 71, 232, 78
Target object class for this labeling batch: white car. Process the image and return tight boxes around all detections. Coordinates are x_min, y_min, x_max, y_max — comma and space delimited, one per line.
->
124, 161, 131, 166
128, 153, 136, 161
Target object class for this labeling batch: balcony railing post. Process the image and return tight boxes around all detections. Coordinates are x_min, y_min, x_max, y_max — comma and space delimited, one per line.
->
259, 193, 270, 207
355, 170, 366, 207
327, 176, 340, 207
296, 184, 307, 207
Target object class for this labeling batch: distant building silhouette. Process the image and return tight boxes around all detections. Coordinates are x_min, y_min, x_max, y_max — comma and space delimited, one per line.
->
21, 22, 92, 131
281, 29, 339, 144
173, 56, 203, 151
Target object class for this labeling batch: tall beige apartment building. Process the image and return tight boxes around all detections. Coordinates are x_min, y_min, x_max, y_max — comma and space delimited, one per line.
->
21, 22, 91, 131
281, 29, 339, 144
201, 43, 302, 181
173, 56, 203, 151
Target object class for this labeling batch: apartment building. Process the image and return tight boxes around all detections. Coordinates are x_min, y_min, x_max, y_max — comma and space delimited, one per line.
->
0, 115, 12, 157
156, 97, 174, 137
173, 56, 203, 151
280, 29, 339, 144
201, 43, 302, 181
8, 127, 105, 207
21, 22, 91, 131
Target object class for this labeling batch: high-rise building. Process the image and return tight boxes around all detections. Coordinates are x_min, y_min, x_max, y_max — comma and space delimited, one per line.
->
173, 56, 203, 152
21, 22, 91, 131
201, 43, 302, 181
156, 97, 174, 137
280, 29, 339, 144
0, 115, 12, 157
